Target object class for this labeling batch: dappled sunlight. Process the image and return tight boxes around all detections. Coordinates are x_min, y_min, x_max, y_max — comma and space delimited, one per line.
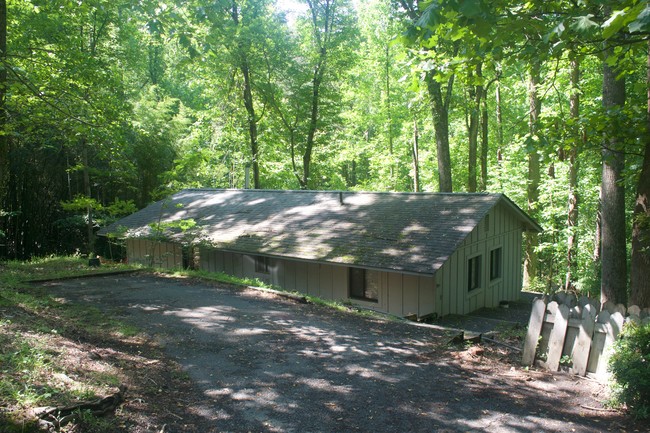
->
105, 189, 517, 275
343, 364, 401, 383
231, 327, 270, 336
44, 274, 627, 433
162, 305, 238, 333
453, 222, 477, 232
295, 377, 353, 394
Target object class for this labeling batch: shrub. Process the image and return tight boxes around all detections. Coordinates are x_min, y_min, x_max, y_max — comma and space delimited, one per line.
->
609, 321, 650, 419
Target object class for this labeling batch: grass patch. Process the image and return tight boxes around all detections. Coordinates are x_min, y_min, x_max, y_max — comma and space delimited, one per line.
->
162, 268, 270, 289
162, 267, 393, 321
1, 255, 137, 283
0, 256, 141, 430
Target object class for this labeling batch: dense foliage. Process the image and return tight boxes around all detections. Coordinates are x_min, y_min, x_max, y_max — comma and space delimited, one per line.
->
0, 0, 649, 305
609, 322, 650, 419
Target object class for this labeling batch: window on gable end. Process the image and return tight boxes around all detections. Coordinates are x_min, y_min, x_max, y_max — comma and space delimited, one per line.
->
468, 255, 482, 292
490, 247, 502, 281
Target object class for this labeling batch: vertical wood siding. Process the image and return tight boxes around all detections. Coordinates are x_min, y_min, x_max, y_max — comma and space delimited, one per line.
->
435, 202, 525, 316
126, 239, 182, 269
184, 201, 527, 318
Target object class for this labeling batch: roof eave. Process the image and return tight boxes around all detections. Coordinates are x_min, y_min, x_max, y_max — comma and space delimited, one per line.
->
497, 194, 543, 233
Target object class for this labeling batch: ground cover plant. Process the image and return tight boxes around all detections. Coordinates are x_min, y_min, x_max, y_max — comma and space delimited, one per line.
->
609, 321, 650, 419
0, 257, 204, 432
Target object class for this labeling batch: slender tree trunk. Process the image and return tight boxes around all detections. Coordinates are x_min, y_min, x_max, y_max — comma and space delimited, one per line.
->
524, 62, 541, 289
630, 41, 650, 309
479, 93, 489, 191
426, 73, 454, 192
231, 3, 260, 189
241, 59, 260, 189
495, 80, 504, 162
301, 0, 332, 190
0, 0, 7, 204
81, 141, 95, 255
412, 119, 420, 192
302, 63, 324, 190
467, 63, 483, 192
495, 79, 504, 191
566, 58, 580, 291
398, 0, 453, 192
594, 188, 602, 263
600, 54, 627, 306
385, 43, 395, 186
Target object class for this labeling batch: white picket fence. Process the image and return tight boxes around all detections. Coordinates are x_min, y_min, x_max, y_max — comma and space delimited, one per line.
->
521, 293, 650, 380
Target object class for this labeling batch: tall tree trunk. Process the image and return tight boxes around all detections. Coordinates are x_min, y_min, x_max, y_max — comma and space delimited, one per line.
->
467, 63, 483, 192
412, 118, 420, 192
81, 141, 95, 255
524, 62, 541, 289
300, 0, 333, 190
302, 62, 325, 190
566, 58, 580, 291
479, 92, 489, 191
495, 80, 504, 162
630, 41, 650, 309
0, 0, 6, 205
241, 58, 260, 189
426, 73, 454, 192
231, 3, 260, 189
385, 43, 395, 186
600, 54, 628, 306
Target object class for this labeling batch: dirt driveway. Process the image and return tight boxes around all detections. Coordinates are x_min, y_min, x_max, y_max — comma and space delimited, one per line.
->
42, 274, 636, 432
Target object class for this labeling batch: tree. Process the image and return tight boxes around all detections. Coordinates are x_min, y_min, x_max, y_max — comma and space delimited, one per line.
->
397, 0, 458, 192
597, 1, 650, 306
565, 57, 581, 290
523, 60, 542, 288
0, 0, 6, 198
600, 54, 628, 306
227, 0, 265, 189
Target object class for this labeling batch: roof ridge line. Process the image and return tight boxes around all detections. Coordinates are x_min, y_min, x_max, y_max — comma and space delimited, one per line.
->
179, 188, 502, 196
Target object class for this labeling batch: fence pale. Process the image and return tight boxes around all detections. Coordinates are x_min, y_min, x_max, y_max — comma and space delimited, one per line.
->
522, 294, 642, 381
522, 298, 546, 366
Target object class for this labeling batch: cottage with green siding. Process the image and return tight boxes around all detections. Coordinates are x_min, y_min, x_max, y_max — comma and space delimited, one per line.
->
100, 189, 541, 318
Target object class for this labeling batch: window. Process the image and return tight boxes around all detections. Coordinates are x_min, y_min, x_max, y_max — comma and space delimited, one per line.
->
490, 247, 502, 281
468, 255, 482, 292
484, 214, 490, 233
254, 256, 270, 274
349, 267, 379, 302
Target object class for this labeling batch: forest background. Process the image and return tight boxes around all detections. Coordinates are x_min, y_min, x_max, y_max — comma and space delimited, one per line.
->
0, 0, 649, 308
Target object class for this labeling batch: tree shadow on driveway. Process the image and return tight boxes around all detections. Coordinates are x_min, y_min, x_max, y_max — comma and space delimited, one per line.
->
44, 274, 637, 433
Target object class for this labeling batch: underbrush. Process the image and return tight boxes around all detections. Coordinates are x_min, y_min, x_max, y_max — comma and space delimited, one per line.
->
609, 321, 650, 419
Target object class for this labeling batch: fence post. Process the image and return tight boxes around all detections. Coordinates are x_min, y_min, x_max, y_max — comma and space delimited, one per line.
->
546, 302, 570, 371
595, 311, 625, 377
569, 304, 596, 376
522, 298, 546, 366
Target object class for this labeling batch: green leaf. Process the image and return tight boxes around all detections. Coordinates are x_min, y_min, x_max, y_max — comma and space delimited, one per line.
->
629, 5, 650, 33
603, 10, 629, 39
544, 21, 565, 44
416, 2, 441, 28
458, 0, 483, 19
571, 14, 599, 33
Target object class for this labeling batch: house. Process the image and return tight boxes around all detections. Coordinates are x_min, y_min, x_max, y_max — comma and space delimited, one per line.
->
99, 189, 541, 318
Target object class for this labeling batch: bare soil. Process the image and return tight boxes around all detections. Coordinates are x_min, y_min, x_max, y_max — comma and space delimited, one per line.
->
9, 273, 646, 432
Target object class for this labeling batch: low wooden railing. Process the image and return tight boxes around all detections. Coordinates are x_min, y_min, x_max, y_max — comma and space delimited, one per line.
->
522, 293, 650, 380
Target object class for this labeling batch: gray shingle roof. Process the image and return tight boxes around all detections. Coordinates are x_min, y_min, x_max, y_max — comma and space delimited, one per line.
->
100, 189, 540, 276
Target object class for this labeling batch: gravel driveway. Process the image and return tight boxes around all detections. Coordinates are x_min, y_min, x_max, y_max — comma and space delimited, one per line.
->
42, 273, 633, 433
